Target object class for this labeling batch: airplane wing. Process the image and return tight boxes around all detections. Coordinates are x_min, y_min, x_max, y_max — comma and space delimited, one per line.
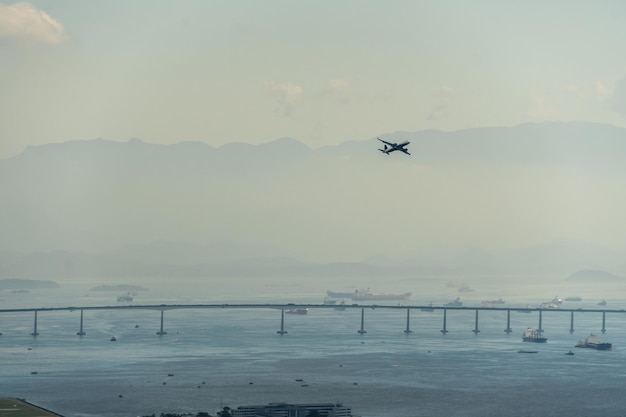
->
377, 137, 395, 147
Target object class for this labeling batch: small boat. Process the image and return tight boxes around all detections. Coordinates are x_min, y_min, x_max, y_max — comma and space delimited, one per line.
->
598, 299, 607, 306
285, 308, 308, 315
518, 349, 538, 354
117, 292, 134, 302
551, 296, 563, 305
575, 333, 612, 350
110, 336, 117, 341
522, 327, 547, 343
538, 296, 562, 309
565, 350, 575, 356
481, 298, 505, 306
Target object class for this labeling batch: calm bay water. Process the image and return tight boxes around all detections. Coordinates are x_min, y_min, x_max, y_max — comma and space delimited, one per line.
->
2, 276, 626, 417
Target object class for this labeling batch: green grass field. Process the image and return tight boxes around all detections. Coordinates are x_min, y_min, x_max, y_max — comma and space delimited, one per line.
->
0, 398, 62, 417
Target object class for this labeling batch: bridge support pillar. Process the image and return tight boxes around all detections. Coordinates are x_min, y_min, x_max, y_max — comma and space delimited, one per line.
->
472, 309, 480, 334
357, 308, 367, 334
277, 310, 287, 335
404, 308, 412, 334
156, 310, 167, 335
569, 311, 575, 334
601, 311, 606, 333
440, 309, 448, 334
504, 309, 512, 333
31, 311, 39, 336
76, 309, 86, 336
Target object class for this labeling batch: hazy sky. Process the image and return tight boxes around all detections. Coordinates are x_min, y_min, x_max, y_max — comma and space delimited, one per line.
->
2, 1, 626, 160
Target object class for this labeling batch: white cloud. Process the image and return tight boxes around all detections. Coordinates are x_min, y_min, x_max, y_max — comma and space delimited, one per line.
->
437, 84, 455, 98
563, 83, 585, 99
427, 104, 448, 121
321, 78, 352, 104
611, 76, 626, 118
427, 84, 455, 120
0, 2, 68, 45
263, 80, 303, 116
527, 89, 553, 121
594, 80, 611, 100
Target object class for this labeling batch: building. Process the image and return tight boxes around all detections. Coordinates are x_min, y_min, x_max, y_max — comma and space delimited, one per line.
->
232, 403, 352, 417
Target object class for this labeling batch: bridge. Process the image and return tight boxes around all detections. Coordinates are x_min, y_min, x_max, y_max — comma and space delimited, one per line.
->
1, 303, 623, 337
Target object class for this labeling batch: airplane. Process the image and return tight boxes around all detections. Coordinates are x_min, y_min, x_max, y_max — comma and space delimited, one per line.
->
377, 137, 410, 155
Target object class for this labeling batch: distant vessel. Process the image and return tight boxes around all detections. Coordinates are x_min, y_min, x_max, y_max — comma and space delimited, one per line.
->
117, 293, 134, 302
457, 286, 474, 293
575, 334, 612, 350
598, 299, 607, 306
518, 349, 538, 354
539, 296, 562, 309
285, 308, 308, 315
350, 289, 411, 301
481, 298, 505, 306
444, 297, 462, 307
323, 298, 337, 305
522, 327, 547, 343
551, 296, 563, 305
326, 290, 355, 298
110, 336, 117, 341
565, 296, 582, 301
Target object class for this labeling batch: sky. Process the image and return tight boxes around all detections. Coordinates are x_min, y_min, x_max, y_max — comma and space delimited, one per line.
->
2, 1, 626, 160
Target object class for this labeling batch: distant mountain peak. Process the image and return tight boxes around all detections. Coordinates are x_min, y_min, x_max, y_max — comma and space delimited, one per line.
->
566, 269, 625, 282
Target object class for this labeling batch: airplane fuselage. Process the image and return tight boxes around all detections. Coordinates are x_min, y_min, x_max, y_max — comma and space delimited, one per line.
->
377, 137, 410, 155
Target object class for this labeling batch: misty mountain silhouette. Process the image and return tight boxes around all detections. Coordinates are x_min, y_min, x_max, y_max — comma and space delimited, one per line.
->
566, 269, 626, 282
2, 121, 626, 280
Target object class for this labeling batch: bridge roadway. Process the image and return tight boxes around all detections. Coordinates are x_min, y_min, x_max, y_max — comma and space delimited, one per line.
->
0, 303, 623, 336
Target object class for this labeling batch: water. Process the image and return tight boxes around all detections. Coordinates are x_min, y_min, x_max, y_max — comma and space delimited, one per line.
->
2, 278, 626, 417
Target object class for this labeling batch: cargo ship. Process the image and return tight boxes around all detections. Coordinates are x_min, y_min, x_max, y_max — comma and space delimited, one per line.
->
326, 290, 356, 298
522, 327, 547, 343
350, 288, 411, 301
575, 333, 612, 350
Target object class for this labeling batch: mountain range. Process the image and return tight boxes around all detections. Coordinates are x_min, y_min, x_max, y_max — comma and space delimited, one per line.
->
2, 121, 626, 281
